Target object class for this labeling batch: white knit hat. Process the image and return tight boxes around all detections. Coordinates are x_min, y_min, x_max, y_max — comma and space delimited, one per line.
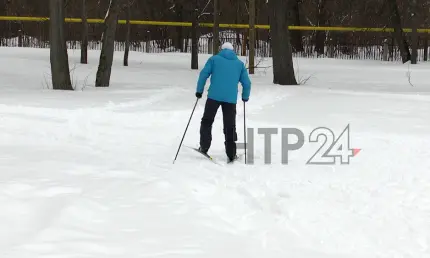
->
221, 42, 234, 51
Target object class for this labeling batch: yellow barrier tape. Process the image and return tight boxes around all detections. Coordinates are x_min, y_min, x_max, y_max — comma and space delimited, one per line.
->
1, 16, 430, 33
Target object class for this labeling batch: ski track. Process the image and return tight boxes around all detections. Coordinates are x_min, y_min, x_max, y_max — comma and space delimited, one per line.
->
1, 47, 430, 257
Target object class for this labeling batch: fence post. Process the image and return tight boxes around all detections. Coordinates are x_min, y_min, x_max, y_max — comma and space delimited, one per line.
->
383, 39, 389, 61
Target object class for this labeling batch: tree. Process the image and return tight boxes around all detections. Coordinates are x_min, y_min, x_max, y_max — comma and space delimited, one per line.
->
95, 0, 122, 87
173, 0, 184, 52
213, 0, 220, 54
287, 0, 304, 52
81, 0, 88, 64
249, 0, 256, 74
191, 0, 199, 70
124, 0, 131, 66
268, 0, 298, 85
410, 0, 418, 64
423, 0, 429, 61
314, 0, 328, 55
386, 0, 411, 63
49, 0, 73, 90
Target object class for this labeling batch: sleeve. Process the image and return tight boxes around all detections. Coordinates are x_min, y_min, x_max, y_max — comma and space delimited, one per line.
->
240, 63, 251, 100
196, 57, 213, 93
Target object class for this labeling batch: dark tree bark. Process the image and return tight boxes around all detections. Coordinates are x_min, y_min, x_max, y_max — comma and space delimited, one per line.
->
95, 0, 122, 87
386, 0, 410, 63
174, 1, 184, 52
269, 0, 297, 85
191, 0, 199, 70
249, 0, 255, 74
124, 0, 131, 66
424, 2, 429, 62
80, 0, 88, 64
235, 2, 242, 53
16, 8, 23, 47
315, 0, 327, 55
410, 0, 418, 64
49, 0, 73, 90
213, 0, 220, 54
242, 29, 248, 56
287, 0, 304, 52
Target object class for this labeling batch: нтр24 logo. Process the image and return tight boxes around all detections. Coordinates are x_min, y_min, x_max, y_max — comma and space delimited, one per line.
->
238, 124, 361, 165
306, 124, 361, 165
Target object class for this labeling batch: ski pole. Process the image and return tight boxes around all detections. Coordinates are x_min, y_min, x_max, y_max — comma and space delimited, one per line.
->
243, 101, 247, 164
173, 98, 199, 164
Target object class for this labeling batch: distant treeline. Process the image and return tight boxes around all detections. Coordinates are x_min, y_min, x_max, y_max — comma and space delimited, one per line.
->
1, 0, 429, 57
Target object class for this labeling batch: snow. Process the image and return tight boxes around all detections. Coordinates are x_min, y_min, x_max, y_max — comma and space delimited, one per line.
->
1, 47, 430, 258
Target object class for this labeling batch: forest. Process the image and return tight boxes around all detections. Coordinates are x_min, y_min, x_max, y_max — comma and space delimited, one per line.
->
1, 0, 429, 58
2, 0, 429, 28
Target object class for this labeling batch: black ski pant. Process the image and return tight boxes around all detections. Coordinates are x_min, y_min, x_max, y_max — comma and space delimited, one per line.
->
200, 98, 237, 159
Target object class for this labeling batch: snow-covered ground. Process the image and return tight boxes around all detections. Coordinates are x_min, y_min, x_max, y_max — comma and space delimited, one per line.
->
1, 47, 430, 258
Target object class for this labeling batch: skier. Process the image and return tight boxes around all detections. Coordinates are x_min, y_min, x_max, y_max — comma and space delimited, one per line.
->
195, 42, 251, 162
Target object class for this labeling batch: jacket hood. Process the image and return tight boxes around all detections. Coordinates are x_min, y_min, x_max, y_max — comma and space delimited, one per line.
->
218, 49, 238, 60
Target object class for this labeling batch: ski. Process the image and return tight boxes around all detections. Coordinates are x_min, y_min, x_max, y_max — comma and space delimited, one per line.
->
192, 147, 214, 160
185, 145, 220, 165
183, 145, 246, 165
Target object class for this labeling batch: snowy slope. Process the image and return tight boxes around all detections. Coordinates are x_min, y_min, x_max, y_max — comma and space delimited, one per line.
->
1, 47, 430, 258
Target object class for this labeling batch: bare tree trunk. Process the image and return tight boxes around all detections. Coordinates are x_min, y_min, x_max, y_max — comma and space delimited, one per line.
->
269, 0, 297, 85
424, 39, 429, 62
386, 0, 410, 63
174, 1, 184, 52
16, 8, 23, 47
424, 5, 429, 62
410, 0, 418, 64
124, 0, 131, 66
249, 0, 255, 74
235, 2, 241, 50
242, 29, 248, 56
213, 0, 220, 54
95, 0, 122, 87
191, 0, 199, 70
49, 0, 73, 90
315, 0, 327, 56
81, 0, 88, 64
287, 0, 304, 52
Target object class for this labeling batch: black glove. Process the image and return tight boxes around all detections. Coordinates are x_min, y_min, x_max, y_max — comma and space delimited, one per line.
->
196, 92, 202, 98
242, 98, 249, 102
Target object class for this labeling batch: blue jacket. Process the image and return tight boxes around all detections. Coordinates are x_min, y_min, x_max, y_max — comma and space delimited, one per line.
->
196, 49, 251, 104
